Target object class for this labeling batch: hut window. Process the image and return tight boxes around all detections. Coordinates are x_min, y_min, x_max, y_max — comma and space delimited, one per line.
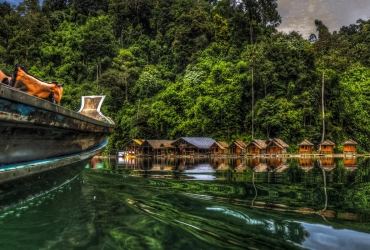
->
301, 146, 304, 149
323, 145, 326, 148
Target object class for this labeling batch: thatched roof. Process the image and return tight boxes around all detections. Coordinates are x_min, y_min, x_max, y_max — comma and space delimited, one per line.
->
267, 138, 289, 148
211, 141, 229, 149
342, 139, 358, 145
298, 139, 314, 146
319, 139, 335, 146
126, 139, 145, 146
143, 140, 175, 149
172, 137, 216, 149
230, 140, 247, 148
246, 139, 268, 149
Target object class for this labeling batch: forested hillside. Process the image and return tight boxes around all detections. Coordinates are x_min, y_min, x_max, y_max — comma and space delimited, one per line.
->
1, 0, 370, 153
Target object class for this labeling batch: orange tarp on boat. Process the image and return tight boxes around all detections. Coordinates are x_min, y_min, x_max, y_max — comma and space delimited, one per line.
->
0, 70, 11, 85
10, 65, 63, 104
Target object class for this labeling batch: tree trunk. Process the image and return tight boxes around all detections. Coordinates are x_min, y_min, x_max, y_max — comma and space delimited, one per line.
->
250, 15, 254, 140
252, 66, 254, 140
96, 64, 99, 83
321, 70, 325, 143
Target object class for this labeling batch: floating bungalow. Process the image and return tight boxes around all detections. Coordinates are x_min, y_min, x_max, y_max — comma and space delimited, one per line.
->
246, 139, 268, 154
318, 139, 335, 154
266, 138, 289, 154
342, 139, 357, 154
298, 140, 314, 154
171, 137, 215, 155
210, 141, 229, 155
228, 140, 247, 155
124, 139, 145, 155
140, 140, 175, 156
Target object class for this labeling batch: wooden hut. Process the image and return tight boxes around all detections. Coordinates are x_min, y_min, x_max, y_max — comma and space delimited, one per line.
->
124, 139, 145, 155
171, 137, 215, 155
228, 140, 247, 154
141, 140, 175, 156
342, 139, 357, 154
210, 141, 229, 155
246, 139, 267, 154
266, 138, 289, 154
318, 139, 335, 154
298, 140, 314, 154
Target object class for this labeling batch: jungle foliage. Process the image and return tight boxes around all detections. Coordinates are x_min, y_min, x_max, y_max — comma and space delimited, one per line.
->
1, 0, 370, 153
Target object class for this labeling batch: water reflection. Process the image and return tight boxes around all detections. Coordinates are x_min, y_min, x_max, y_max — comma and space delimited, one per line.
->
1, 156, 369, 249
90, 156, 370, 223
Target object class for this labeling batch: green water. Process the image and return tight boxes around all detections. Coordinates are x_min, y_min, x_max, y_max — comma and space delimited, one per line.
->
1, 156, 370, 249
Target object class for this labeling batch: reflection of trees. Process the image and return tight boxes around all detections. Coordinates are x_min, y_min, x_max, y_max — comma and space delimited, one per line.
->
99, 156, 370, 221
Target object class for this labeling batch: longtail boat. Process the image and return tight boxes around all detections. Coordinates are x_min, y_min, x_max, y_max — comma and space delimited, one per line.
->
0, 71, 114, 184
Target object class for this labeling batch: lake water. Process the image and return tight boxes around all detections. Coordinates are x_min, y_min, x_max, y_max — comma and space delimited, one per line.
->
1, 156, 370, 249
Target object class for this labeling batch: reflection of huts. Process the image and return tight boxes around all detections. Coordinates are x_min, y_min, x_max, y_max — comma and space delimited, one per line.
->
318, 139, 335, 154
247, 157, 262, 167
210, 141, 229, 154
235, 164, 247, 172
342, 139, 358, 154
299, 158, 314, 172
267, 157, 286, 168
253, 163, 269, 172
298, 140, 314, 154
344, 157, 357, 166
125, 139, 145, 155
217, 163, 230, 171
141, 140, 175, 156
273, 164, 289, 172
344, 157, 357, 171
266, 138, 289, 154
246, 139, 267, 154
171, 137, 215, 155
319, 157, 335, 171
228, 140, 247, 154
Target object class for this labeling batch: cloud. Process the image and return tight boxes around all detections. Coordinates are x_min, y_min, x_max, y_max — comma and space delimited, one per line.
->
277, 0, 370, 39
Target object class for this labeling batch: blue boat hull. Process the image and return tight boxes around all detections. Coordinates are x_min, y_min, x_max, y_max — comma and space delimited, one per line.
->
0, 83, 114, 180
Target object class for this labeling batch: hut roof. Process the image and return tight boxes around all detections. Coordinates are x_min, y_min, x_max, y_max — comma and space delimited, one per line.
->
267, 138, 289, 148
319, 139, 335, 146
231, 140, 247, 148
172, 137, 216, 149
126, 139, 145, 146
143, 140, 175, 149
298, 139, 314, 146
211, 141, 229, 149
246, 139, 267, 149
342, 139, 358, 145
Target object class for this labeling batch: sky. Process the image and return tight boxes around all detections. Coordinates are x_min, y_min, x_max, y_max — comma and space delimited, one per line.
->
277, 0, 370, 38
1, 0, 370, 39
